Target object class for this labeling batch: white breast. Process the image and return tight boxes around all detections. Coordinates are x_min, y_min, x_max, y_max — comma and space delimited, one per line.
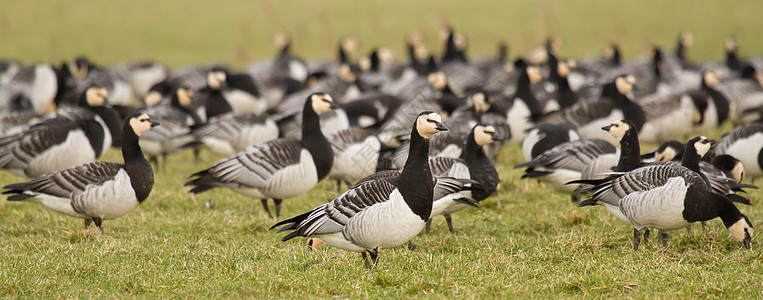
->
507, 99, 531, 143
223, 90, 268, 115
619, 177, 690, 231
343, 189, 426, 250
73, 169, 139, 220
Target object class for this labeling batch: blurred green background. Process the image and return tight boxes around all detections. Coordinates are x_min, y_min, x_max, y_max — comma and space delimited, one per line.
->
1, 0, 761, 67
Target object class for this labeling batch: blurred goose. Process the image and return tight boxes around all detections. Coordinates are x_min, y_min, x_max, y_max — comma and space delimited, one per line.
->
522, 123, 580, 162
139, 87, 202, 170
2, 113, 159, 232
186, 93, 337, 218
575, 136, 754, 250
503, 60, 544, 143
426, 125, 500, 233
0, 63, 60, 114
0, 87, 118, 178
691, 71, 730, 132
327, 127, 381, 190
192, 112, 279, 157
708, 123, 763, 178
271, 112, 448, 269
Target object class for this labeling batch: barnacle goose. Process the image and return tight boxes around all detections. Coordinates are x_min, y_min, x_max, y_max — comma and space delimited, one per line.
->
708, 123, 763, 178
504, 60, 544, 143
270, 112, 448, 269
2, 113, 159, 232
515, 138, 617, 197
521, 123, 580, 162
186, 93, 338, 218
0, 87, 118, 178
690, 71, 730, 132
192, 112, 279, 157
426, 125, 500, 233
327, 127, 381, 190
576, 136, 754, 250
0, 63, 59, 114
138, 87, 202, 170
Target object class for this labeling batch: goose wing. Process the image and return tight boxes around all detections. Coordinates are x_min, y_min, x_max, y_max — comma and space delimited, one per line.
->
541, 99, 615, 127
3, 161, 123, 199
714, 123, 763, 154
0, 117, 83, 169
515, 139, 616, 172
586, 164, 698, 206
327, 127, 373, 153
187, 139, 303, 191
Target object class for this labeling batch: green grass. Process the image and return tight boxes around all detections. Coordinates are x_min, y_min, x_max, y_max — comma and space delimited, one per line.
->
2, 1, 763, 297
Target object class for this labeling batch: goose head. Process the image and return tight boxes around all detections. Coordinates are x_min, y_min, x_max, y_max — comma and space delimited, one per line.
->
309, 93, 338, 115
680, 31, 694, 47
470, 91, 490, 114
84, 86, 109, 107
427, 72, 447, 90
175, 87, 194, 107
703, 70, 720, 88
728, 215, 754, 250
601, 120, 633, 142
415, 111, 447, 139
206, 70, 227, 90
615, 75, 636, 95
474, 125, 499, 146
128, 113, 160, 137
724, 36, 739, 52
687, 136, 716, 158
712, 154, 746, 183
557, 60, 571, 78
654, 141, 684, 162
526, 65, 542, 84
338, 64, 357, 83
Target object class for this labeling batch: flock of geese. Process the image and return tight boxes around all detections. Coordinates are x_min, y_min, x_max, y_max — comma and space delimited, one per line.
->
2, 29, 763, 268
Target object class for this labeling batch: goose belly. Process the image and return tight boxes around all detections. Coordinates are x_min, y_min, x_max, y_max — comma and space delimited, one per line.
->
619, 177, 690, 231
639, 97, 694, 143
223, 90, 267, 115
233, 120, 279, 152
343, 189, 426, 250
24, 194, 86, 218
72, 170, 140, 220
507, 100, 532, 143
318, 232, 368, 252
200, 137, 237, 157
601, 202, 629, 223
576, 110, 624, 145
26, 130, 96, 178
260, 149, 319, 199
722, 132, 763, 177
536, 168, 582, 194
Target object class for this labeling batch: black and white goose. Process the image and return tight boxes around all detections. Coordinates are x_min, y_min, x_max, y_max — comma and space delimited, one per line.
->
0, 63, 59, 114
515, 138, 617, 198
139, 87, 202, 170
541, 75, 645, 145
710, 123, 763, 178
521, 123, 580, 162
270, 112, 448, 269
186, 93, 337, 218
690, 71, 730, 132
576, 136, 754, 250
327, 127, 381, 190
2, 113, 159, 232
504, 60, 544, 143
0, 87, 118, 178
426, 124, 500, 233
192, 112, 279, 157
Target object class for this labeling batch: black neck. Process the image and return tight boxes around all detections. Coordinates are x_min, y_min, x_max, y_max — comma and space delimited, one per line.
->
702, 83, 730, 124
614, 130, 641, 171
726, 49, 740, 71
205, 89, 232, 119
461, 131, 498, 201
516, 69, 543, 118
121, 124, 154, 203
681, 144, 708, 184
338, 45, 348, 64
397, 125, 434, 221
611, 48, 621, 66
555, 76, 576, 108
90, 106, 122, 147
676, 41, 686, 62
301, 102, 333, 181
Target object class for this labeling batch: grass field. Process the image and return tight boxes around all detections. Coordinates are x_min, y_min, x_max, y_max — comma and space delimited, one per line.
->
2, 1, 763, 298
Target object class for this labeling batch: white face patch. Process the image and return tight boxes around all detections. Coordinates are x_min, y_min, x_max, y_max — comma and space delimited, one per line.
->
341, 36, 359, 53
527, 66, 542, 84
655, 147, 678, 162
207, 71, 226, 89
144, 91, 163, 107
731, 162, 745, 182
728, 218, 753, 242
557, 62, 570, 77
475, 125, 496, 146
177, 88, 193, 107
704, 71, 720, 87
695, 137, 712, 157
427, 72, 447, 90
615, 76, 635, 94
358, 56, 371, 71
472, 92, 489, 113
272, 31, 289, 48
681, 32, 694, 46
607, 121, 629, 141
416, 112, 443, 138
377, 47, 394, 63
338, 65, 356, 83
310, 94, 335, 114
725, 38, 738, 51
604, 45, 615, 59
68, 63, 88, 80
130, 114, 154, 136
86, 87, 108, 106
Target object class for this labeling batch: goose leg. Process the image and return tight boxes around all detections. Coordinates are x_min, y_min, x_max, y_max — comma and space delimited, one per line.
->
149, 156, 159, 168
192, 146, 201, 162
274, 199, 283, 219
701, 221, 707, 232
369, 248, 379, 267
161, 153, 168, 172
362, 252, 373, 269
425, 219, 432, 234
261, 199, 273, 218
335, 180, 342, 192
633, 228, 646, 250
643, 229, 650, 244
686, 224, 693, 234
658, 231, 669, 248
84, 219, 93, 229
407, 241, 416, 251
93, 217, 104, 233
444, 214, 455, 233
